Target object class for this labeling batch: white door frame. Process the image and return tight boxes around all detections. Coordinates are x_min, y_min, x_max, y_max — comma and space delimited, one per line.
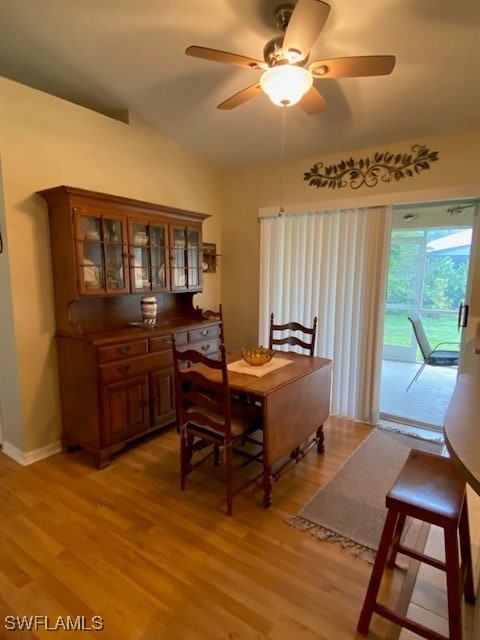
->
259, 184, 480, 219
459, 204, 480, 371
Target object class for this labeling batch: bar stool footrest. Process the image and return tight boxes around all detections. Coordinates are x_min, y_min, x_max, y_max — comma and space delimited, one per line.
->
397, 544, 446, 571
375, 604, 449, 640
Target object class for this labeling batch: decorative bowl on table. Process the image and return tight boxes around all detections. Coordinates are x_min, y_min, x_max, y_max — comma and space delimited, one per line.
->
241, 346, 275, 367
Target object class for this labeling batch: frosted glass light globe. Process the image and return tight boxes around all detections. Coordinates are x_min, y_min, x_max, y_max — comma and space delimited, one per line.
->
260, 65, 313, 107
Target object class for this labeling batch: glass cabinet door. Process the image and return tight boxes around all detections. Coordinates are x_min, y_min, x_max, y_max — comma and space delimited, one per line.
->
171, 227, 187, 289
104, 218, 126, 292
170, 225, 202, 291
130, 221, 169, 293
151, 223, 168, 290
75, 210, 201, 295
76, 209, 128, 295
187, 228, 201, 289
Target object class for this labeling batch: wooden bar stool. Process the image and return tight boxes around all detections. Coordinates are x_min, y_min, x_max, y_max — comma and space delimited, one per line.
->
357, 449, 475, 640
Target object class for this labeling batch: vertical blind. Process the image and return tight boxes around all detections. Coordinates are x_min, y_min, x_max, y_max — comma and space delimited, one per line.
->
259, 206, 392, 423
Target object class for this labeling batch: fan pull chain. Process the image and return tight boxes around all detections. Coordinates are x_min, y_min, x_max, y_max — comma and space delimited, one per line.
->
279, 105, 287, 216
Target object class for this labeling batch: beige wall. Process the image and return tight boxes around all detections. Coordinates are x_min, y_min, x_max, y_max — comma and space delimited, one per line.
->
0, 157, 24, 450
0, 77, 221, 454
220, 130, 480, 361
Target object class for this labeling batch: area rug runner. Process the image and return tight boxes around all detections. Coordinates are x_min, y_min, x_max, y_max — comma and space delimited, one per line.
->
286, 427, 445, 562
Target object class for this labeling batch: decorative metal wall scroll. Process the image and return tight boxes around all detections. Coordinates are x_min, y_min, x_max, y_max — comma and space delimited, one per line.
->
304, 144, 439, 190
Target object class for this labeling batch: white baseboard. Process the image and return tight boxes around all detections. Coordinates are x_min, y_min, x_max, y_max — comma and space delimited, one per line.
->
2, 440, 62, 466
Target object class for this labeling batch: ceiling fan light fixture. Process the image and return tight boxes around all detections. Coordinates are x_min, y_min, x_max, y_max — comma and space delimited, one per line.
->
187, 0, 396, 113
260, 65, 312, 107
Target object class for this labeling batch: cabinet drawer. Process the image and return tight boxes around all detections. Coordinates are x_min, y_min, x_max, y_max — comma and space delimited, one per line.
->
98, 340, 148, 363
175, 331, 188, 345
99, 352, 172, 384
188, 325, 220, 343
187, 338, 220, 358
150, 331, 187, 353
149, 335, 173, 353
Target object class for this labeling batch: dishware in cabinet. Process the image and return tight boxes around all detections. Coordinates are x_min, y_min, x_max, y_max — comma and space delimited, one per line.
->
170, 223, 202, 291
128, 220, 169, 293
74, 207, 129, 296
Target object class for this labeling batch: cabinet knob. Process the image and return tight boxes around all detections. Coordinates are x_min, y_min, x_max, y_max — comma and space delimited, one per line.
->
201, 344, 210, 352
118, 346, 131, 354
117, 364, 131, 373
200, 330, 209, 336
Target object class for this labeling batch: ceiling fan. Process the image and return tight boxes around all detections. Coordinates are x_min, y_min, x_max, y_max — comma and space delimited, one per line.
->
185, 0, 396, 114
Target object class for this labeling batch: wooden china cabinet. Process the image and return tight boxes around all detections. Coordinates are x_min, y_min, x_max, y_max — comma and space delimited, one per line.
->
39, 186, 220, 468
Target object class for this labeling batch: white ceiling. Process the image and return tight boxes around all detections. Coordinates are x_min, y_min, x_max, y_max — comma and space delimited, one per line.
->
0, 0, 479, 168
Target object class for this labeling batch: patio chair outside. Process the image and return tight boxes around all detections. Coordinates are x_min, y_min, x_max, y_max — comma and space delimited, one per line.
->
406, 314, 459, 392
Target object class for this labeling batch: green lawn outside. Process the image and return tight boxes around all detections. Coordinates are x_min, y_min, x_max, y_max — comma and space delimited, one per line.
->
384, 310, 460, 350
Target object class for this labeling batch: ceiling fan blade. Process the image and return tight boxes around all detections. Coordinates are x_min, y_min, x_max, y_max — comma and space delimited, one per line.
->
185, 46, 266, 70
309, 55, 396, 78
300, 86, 327, 115
217, 83, 263, 110
283, 0, 331, 59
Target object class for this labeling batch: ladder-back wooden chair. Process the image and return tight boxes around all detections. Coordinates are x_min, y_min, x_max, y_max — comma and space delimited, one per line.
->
269, 313, 318, 356
268, 313, 318, 461
171, 335, 262, 516
201, 304, 224, 342
202, 303, 222, 322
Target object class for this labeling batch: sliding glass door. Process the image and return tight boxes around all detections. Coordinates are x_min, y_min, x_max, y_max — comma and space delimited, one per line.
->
380, 203, 475, 430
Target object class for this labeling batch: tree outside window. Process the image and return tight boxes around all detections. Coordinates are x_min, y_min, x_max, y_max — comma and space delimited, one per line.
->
384, 227, 471, 360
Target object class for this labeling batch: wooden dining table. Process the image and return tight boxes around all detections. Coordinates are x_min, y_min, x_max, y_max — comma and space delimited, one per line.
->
444, 373, 480, 494
444, 372, 480, 636
226, 351, 332, 508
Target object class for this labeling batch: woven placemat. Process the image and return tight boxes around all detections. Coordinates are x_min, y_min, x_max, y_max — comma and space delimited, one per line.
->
227, 356, 292, 378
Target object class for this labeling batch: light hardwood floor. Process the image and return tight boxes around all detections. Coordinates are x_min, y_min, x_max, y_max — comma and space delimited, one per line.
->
0, 418, 475, 639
